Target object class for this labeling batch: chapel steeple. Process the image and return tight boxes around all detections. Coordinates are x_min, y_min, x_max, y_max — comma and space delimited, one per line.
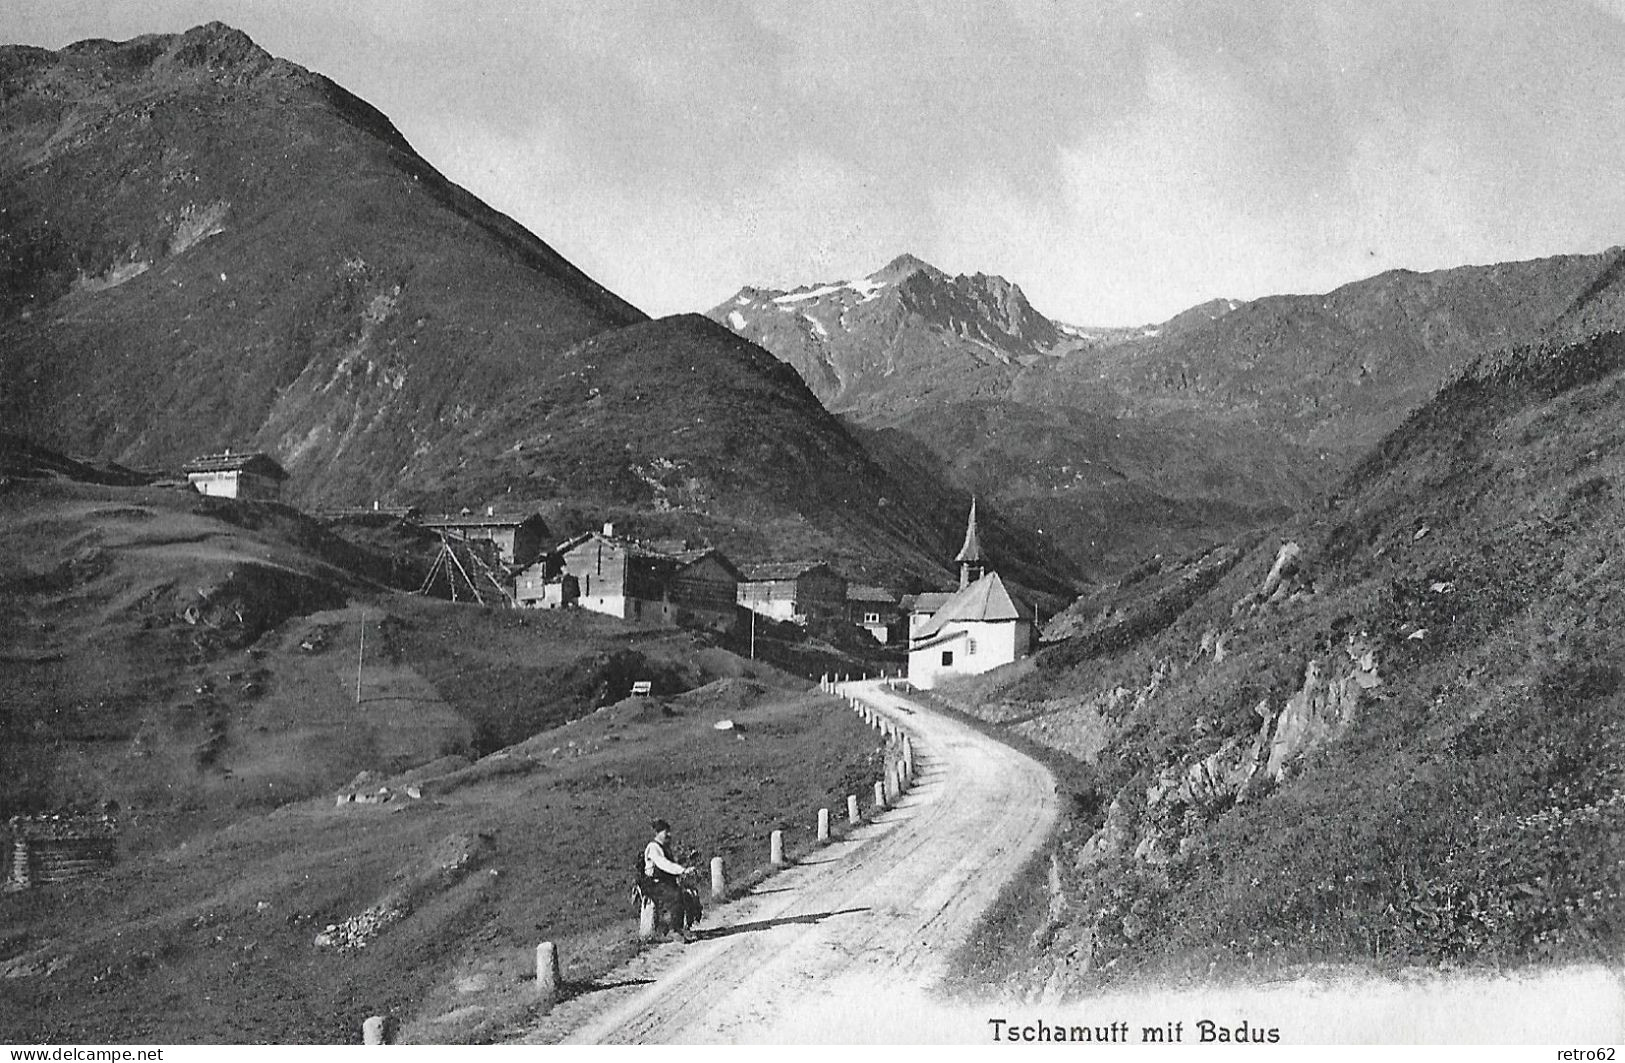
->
954, 497, 984, 589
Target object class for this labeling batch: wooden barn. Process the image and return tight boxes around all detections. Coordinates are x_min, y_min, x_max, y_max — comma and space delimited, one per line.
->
737, 562, 848, 624
182, 450, 288, 501
846, 584, 902, 643
5, 812, 118, 891
417, 509, 549, 566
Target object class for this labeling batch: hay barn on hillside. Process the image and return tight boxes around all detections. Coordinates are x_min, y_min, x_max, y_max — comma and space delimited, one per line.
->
737, 562, 848, 624
417, 509, 549, 566
846, 584, 902, 643
182, 450, 288, 501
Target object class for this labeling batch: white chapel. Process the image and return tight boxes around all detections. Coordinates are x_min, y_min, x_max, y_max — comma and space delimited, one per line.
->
907, 500, 1034, 689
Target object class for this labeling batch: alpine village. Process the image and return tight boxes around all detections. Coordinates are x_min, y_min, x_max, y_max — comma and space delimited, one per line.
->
1, 20, 1621, 1047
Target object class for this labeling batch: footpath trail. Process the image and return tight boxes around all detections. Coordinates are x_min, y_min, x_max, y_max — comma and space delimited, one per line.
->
511, 678, 1059, 1044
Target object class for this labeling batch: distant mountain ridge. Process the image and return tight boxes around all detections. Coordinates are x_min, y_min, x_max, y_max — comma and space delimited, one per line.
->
713, 253, 1113, 419
714, 248, 1625, 572
0, 24, 1082, 597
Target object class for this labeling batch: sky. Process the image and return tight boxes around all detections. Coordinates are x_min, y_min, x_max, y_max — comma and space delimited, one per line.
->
11, 0, 1625, 324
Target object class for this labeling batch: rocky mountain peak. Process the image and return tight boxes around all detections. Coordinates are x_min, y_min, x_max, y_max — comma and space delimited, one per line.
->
159, 21, 271, 68
872, 253, 946, 283
49, 21, 280, 84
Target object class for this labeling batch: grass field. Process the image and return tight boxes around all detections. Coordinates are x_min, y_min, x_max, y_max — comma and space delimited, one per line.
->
0, 476, 890, 1043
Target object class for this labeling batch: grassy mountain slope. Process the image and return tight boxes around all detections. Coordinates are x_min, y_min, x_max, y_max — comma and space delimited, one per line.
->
872, 399, 1321, 575
0, 467, 897, 1047
0, 456, 915, 1043
0, 458, 822, 820
0, 25, 1077, 594
0, 24, 641, 494
409, 312, 1080, 598
941, 329, 1625, 990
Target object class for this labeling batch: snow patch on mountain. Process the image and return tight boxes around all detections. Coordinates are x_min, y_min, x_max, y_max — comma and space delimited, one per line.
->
849, 277, 888, 302
774, 283, 848, 305
771, 275, 895, 307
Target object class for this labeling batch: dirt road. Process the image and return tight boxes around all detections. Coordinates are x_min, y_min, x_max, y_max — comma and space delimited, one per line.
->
511, 679, 1059, 1043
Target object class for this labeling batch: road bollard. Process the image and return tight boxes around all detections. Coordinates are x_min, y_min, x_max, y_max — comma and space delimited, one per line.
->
770, 829, 784, 866
536, 941, 562, 1006
363, 1016, 387, 1045
847, 794, 860, 823
711, 856, 726, 900
874, 780, 887, 810
817, 807, 830, 842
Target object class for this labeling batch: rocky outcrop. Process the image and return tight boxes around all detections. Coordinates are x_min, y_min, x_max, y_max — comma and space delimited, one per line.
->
1073, 633, 1382, 876
1234, 539, 1312, 613
1263, 636, 1380, 780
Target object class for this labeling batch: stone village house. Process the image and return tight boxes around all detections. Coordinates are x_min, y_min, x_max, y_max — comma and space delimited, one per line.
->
515, 524, 739, 634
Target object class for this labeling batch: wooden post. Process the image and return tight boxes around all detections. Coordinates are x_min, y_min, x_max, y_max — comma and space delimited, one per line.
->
10, 836, 29, 890
710, 856, 726, 900
847, 794, 860, 823
770, 830, 784, 866
362, 1016, 387, 1045
874, 780, 886, 810
817, 807, 830, 842
536, 941, 561, 1005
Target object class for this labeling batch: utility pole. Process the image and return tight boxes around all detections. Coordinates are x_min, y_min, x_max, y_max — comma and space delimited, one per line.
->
355, 612, 365, 705
749, 608, 756, 660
